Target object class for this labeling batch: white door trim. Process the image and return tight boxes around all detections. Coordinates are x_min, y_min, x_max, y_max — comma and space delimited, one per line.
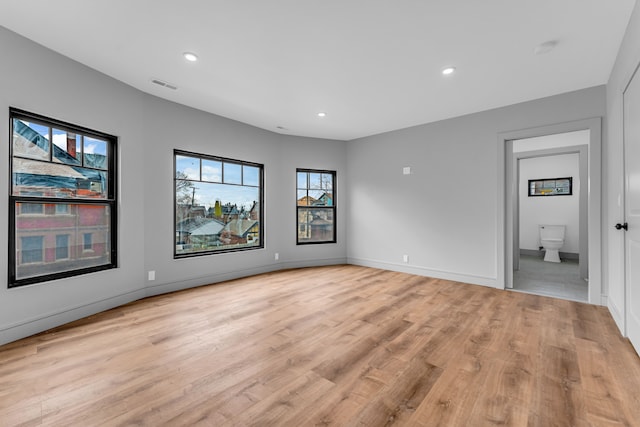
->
497, 118, 602, 304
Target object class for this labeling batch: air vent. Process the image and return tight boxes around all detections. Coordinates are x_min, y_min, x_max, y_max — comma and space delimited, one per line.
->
151, 79, 178, 90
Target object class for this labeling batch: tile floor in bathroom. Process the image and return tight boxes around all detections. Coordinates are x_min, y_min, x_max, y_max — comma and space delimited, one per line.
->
512, 254, 588, 302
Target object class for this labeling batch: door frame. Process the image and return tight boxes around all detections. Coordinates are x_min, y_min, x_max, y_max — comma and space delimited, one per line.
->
497, 118, 602, 304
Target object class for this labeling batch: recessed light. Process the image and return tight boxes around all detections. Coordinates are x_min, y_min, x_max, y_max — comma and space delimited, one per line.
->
442, 66, 456, 76
317, 112, 327, 118
183, 52, 199, 62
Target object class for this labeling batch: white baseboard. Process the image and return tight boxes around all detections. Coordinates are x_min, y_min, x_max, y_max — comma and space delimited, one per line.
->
144, 257, 348, 297
607, 296, 626, 337
347, 257, 498, 288
0, 289, 145, 346
279, 257, 348, 270
600, 294, 607, 306
144, 263, 281, 297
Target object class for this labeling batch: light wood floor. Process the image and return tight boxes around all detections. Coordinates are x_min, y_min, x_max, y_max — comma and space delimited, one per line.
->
1, 265, 639, 426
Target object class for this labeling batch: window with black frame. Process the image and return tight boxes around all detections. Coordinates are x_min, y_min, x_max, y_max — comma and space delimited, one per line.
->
9, 108, 117, 287
296, 169, 336, 244
174, 150, 263, 257
528, 177, 573, 196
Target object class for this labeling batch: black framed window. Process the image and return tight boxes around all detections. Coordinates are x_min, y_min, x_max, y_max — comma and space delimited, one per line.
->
296, 169, 336, 244
9, 108, 117, 287
174, 150, 263, 257
528, 177, 573, 196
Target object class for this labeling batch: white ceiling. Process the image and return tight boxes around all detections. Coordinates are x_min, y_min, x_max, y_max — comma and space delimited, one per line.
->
0, 1, 636, 141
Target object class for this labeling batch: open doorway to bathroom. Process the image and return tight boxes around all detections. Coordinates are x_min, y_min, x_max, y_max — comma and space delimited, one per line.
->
499, 118, 602, 304
511, 131, 588, 302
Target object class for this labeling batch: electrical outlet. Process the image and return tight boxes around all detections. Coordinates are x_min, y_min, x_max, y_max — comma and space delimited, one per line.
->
403, 166, 411, 175
148, 270, 155, 281
275, 252, 280, 261
403, 254, 409, 263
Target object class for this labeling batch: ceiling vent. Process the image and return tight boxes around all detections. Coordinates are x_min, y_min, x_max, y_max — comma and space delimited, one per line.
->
151, 79, 178, 90
534, 40, 559, 55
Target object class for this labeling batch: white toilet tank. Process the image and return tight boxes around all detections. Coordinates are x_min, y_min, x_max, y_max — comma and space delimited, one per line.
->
539, 225, 565, 241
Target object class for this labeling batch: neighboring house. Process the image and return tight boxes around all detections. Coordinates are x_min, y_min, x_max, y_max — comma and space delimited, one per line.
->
309, 216, 333, 241
187, 219, 225, 247
221, 203, 240, 223
220, 219, 259, 245
175, 217, 224, 247
176, 204, 207, 221
313, 193, 333, 206
249, 200, 260, 220
297, 196, 316, 206
16, 203, 111, 279
189, 205, 207, 219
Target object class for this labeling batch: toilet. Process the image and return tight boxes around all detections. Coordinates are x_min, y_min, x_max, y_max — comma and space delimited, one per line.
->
539, 225, 565, 263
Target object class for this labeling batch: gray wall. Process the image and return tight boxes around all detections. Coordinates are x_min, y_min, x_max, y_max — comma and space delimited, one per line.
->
0, 27, 347, 345
606, 1, 640, 332
346, 86, 606, 288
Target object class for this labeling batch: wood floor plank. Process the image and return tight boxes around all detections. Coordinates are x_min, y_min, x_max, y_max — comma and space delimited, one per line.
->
220, 372, 335, 427
1, 265, 639, 426
575, 338, 634, 426
345, 357, 442, 426
465, 355, 533, 426
408, 360, 490, 426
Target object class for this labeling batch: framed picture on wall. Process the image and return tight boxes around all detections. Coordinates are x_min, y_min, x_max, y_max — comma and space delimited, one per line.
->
528, 177, 572, 196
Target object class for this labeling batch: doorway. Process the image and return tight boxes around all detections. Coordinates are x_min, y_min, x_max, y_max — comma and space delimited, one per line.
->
510, 136, 588, 302
497, 118, 602, 305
